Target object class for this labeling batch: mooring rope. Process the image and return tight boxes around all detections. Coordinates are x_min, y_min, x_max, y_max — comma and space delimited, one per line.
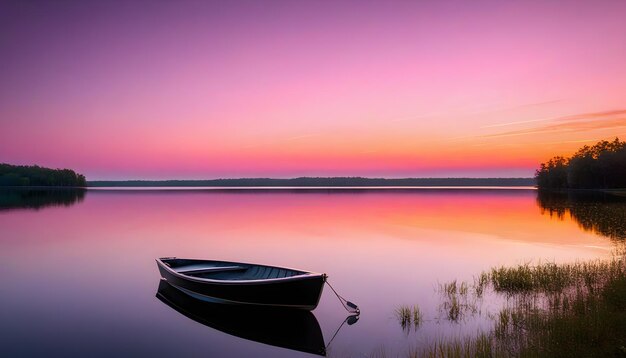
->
325, 276, 360, 314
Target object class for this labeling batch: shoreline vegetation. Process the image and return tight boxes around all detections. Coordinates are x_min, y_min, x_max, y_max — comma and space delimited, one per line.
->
0, 164, 86, 187
535, 138, 626, 190
87, 177, 535, 187
416, 251, 626, 358
0, 163, 538, 188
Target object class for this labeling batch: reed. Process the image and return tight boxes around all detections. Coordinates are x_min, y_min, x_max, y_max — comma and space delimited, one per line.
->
395, 305, 412, 330
395, 304, 423, 331
440, 279, 458, 296
422, 256, 626, 358
489, 259, 625, 295
415, 334, 495, 358
411, 305, 423, 328
473, 272, 489, 298
445, 296, 461, 322
438, 279, 479, 322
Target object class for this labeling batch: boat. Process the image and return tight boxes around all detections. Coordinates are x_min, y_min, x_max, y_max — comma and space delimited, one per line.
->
156, 279, 327, 356
156, 257, 326, 310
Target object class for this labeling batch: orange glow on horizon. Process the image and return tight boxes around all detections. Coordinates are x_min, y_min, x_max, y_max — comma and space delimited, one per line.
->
1, 1, 625, 179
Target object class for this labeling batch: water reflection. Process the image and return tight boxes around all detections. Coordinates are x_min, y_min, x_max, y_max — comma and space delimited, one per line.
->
1, 188, 617, 357
156, 279, 327, 356
537, 191, 626, 241
0, 188, 85, 211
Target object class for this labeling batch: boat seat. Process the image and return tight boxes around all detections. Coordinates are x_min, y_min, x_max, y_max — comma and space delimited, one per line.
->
178, 266, 246, 275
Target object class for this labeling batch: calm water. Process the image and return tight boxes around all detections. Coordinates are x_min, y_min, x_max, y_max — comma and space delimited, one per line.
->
1, 188, 624, 357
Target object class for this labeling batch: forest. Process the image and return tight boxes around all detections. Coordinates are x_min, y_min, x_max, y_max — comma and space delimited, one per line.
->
535, 138, 626, 189
88, 177, 534, 187
0, 164, 86, 187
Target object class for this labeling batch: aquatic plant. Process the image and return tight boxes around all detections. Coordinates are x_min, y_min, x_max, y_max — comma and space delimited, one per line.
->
394, 304, 423, 332
395, 305, 412, 331
473, 272, 489, 298
437, 279, 479, 322
489, 259, 625, 295
411, 305, 423, 328
414, 334, 494, 358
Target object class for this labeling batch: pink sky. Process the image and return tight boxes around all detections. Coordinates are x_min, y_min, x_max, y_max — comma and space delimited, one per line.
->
1, 1, 625, 180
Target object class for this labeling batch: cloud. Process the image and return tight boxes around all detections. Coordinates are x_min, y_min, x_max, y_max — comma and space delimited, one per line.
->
479, 109, 626, 139
554, 109, 626, 122
481, 117, 554, 129
477, 100, 563, 127
481, 108, 626, 129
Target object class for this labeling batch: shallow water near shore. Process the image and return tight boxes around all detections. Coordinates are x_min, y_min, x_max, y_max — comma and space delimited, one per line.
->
0, 187, 622, 357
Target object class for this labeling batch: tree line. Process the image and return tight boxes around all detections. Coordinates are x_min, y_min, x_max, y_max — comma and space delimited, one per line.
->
535, 138, 626, 189
0, 164, 86, 187
88, 177, 535, 187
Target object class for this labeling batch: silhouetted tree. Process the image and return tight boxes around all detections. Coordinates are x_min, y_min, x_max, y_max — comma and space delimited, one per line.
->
0, 164, 86, 187
535, 156, 568, 189
536, 138, 626, 189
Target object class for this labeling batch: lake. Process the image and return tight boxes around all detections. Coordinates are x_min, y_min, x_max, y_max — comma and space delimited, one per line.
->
1, 187, 623, 357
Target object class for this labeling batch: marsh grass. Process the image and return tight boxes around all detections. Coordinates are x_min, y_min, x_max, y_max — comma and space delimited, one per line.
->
413, 334, 495, 358
474, 272, 489, 298
437, 280, 478, 322
395, 304, 423, 332
424, 256, 626, 357
395, 306, 412, 331
412, 305, 423, 328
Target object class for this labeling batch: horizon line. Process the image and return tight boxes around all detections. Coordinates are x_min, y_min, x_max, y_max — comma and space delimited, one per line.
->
88, 176, 535, 182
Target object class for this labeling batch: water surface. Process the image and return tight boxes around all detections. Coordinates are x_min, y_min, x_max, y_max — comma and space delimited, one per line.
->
0, 188, 622, 357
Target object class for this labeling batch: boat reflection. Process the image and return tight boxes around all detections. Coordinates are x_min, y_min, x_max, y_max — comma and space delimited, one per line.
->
156, 279, 328, 356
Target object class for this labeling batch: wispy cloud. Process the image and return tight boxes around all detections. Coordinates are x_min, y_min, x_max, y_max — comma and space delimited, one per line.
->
465, 133, 626, 150
481, 117, 554, 129
473, 99, 563, 123
480, 99, 563, 115
535, 138, 597, 145
481, 108, 626, 129
483, 111, 626, 137
555, 109, 626, 122
395, 100, 562, 125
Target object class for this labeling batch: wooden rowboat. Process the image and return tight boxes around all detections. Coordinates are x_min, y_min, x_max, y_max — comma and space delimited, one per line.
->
156, 257, 326, 310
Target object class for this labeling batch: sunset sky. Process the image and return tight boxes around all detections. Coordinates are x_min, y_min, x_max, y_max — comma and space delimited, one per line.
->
1, 0, 625, 180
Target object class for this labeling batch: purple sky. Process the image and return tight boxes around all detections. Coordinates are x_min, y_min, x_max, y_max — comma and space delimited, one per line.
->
1, 0, 625, 179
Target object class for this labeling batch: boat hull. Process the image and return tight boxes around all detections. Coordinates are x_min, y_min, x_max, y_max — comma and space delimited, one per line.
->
156, 259, 325, 310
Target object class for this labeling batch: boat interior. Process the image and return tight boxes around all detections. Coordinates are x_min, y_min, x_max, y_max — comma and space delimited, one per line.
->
161, 258, 307, 281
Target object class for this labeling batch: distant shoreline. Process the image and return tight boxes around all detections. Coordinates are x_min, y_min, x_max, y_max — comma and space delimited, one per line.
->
87, 177, 535, 187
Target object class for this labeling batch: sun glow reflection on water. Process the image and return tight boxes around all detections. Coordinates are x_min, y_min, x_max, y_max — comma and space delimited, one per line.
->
0, 188, 617, 357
